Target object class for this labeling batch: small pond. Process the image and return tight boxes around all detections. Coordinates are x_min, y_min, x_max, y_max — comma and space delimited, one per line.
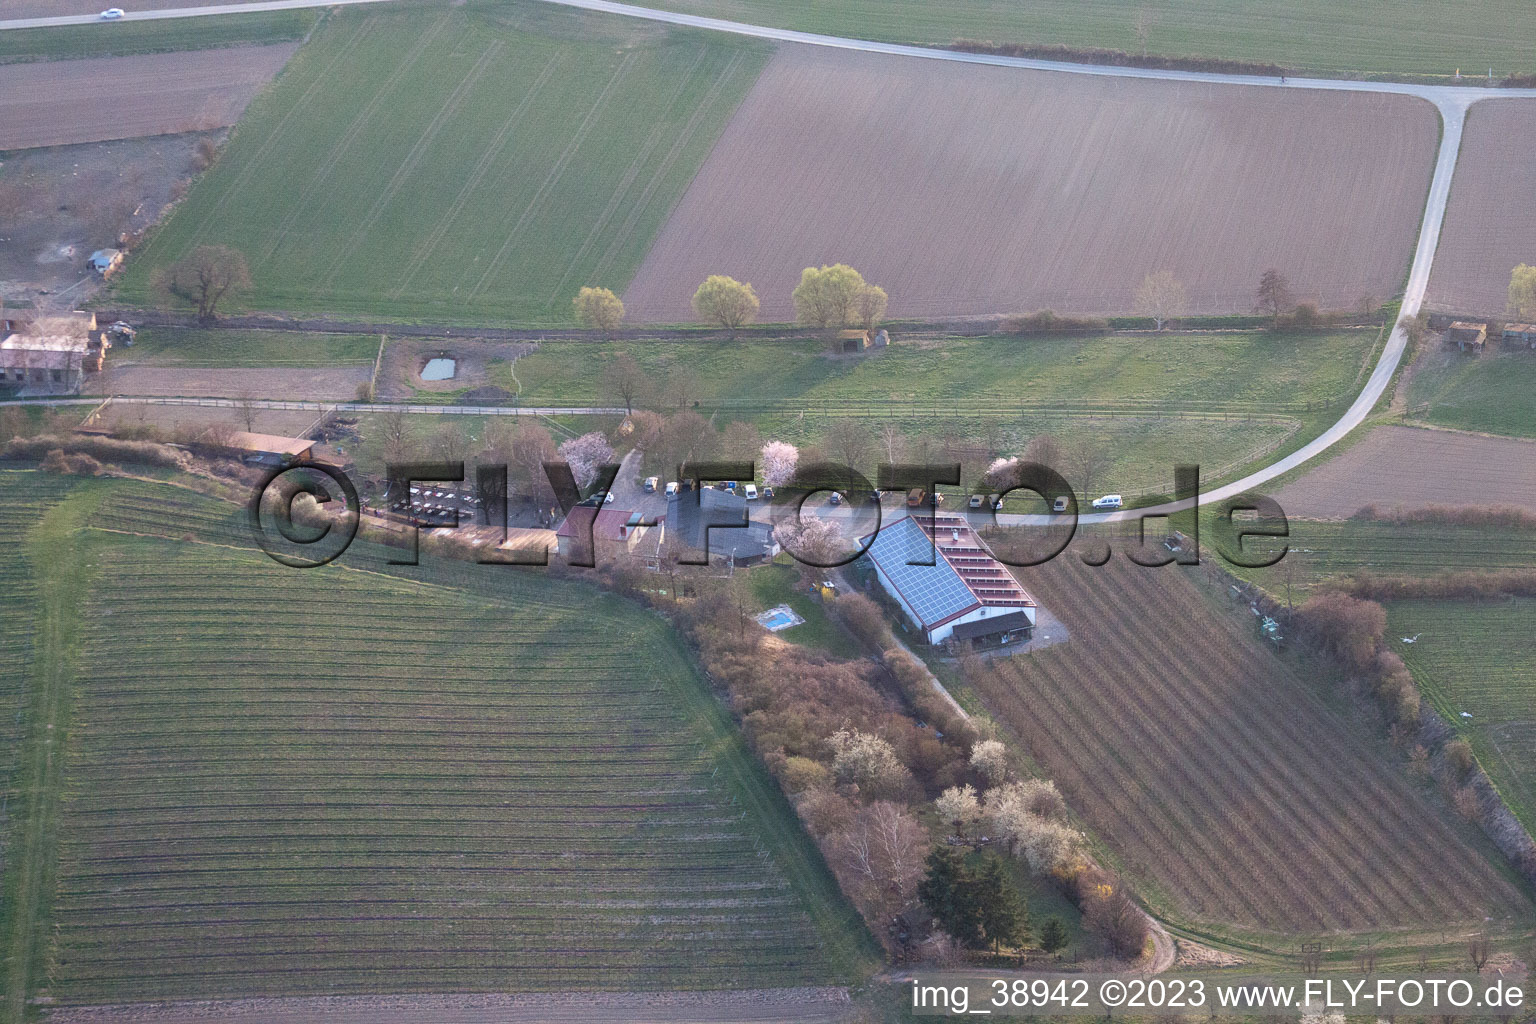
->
421, 357, 456, 381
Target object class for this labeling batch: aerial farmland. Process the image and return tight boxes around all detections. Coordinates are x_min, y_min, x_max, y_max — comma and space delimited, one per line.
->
624, 45, 1437, 321
1425, 100, 1536, 318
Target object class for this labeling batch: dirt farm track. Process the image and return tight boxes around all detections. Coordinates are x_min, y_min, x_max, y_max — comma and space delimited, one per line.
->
1273, 425, 1536, 519
1425, 100, 1536, 317
623, 44, 1439, 321
0, 44, 297, 150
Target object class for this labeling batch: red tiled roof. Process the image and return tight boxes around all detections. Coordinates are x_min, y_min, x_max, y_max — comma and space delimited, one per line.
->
555, 507, 652, 541
912, 512, 1035, 608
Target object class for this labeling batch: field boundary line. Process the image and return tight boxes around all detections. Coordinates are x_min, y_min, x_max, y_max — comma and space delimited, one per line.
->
317, 38, 505, 291
588, 48, 748, 286
543, 44, 709, 306
466, 51, 639, 302
390, 54, 562, 299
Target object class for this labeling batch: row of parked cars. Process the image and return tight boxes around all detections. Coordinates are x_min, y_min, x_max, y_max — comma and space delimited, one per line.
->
636, 475, 1125, 512
959, 492, 1124, 511
647, 477, 773, 500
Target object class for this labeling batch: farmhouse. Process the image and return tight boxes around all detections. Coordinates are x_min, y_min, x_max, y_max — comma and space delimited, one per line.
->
1445, 321, 1487, 351
667, 488, 779, 566
861, 512, 1035, 648
554, 505, 659, 562
1503, 323, 1536, 349
0, 312, 108, 393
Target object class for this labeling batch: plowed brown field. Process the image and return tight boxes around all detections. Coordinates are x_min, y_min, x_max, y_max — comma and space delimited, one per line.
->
0, 44, 297, 150
1272, 425, 1536, 519
965, 548, 1529, 934
623, 45, 1438, 321
1425, 99, 1536, 317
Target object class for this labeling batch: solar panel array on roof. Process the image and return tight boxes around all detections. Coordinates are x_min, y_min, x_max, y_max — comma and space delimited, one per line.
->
865, 516, 978, 627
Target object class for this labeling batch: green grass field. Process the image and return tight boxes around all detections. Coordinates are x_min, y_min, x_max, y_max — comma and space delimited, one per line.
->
1406, 350, 1536, 438
1387, 599, 1536, 833
489, 329, 1373, 496
0, 10, 315, 64
113, 4, 768, 324
640, 0, 1534, 78
0, 471, 874, 1006
125, 327, 380, 368
1233, 518, 1536, 598
496, 330, 1377, 414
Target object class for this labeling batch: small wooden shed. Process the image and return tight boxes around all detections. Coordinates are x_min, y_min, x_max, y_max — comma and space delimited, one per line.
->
1445, 321, 1487, 352
1502, 323, 1536, 349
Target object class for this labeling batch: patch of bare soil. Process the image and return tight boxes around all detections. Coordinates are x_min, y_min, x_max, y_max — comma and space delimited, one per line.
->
1272, 424, 1536, 519
45, 988, 855, 1024
0, 133, 213, 308
87, 365, 370, 401
1426, 99, 1536, 317
624, 44, 1436, 321
376, 337, 536, 401
84, 401, 321, 439
0, 44, 298, 151
1174, 939, 1246, 969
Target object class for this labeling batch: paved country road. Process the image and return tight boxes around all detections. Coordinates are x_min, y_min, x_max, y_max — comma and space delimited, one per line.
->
6, 0, 1536, 525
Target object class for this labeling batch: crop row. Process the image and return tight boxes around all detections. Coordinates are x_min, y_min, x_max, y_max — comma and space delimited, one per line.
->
970, 554, 1528, 933
48, 532, 831, 1000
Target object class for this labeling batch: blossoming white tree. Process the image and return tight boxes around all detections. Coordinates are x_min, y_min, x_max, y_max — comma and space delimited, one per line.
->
760, 440, 799, 487
969, 739, 1009, 784
558, 432, 614, 490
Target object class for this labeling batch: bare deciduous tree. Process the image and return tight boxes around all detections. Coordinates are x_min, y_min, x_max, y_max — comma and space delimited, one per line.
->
1468, 932, 1493, 972
720, 420, 762, 461
379, 408, 411, 465
1065, 439, 1110, 499
234, 394, 258, 433
430, 421, 467, 464
153, 245, 251, 323
823, 419, 873, 478
601, 353, 650, 414
1257, 268, 1294, 325
1023, 433, 1064, 472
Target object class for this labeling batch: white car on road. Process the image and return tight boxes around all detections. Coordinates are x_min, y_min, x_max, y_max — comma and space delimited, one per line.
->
1091, 494, 1124, 511
99, 8, 125, 19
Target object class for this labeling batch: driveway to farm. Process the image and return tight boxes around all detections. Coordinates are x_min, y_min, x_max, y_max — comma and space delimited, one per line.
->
6, 0, 1536, 525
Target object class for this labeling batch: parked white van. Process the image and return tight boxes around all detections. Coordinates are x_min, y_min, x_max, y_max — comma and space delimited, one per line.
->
744, 483, 759, 499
